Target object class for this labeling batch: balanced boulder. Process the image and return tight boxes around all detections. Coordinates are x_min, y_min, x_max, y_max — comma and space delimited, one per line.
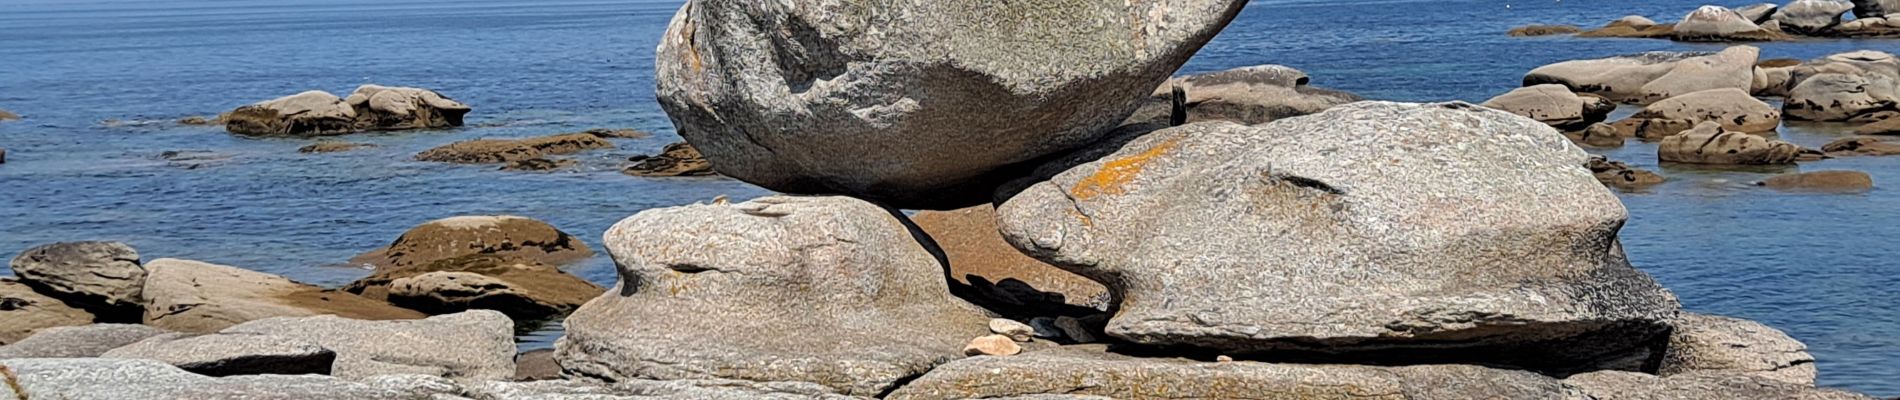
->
0, 279, 93, 345
102, 332, 336, 377
914, 205, 1112, 314
1126, 64, 1362, 126
223, 310, 515, 381
9, 241, 145, 315
1481, 84, 1616, 130
995, 102, 1679, 373
0, 324, 167, 358
343, 254, 602, 320
1674, 6, 1779, 41
1525, 46, 1758, 104
222, 91, 358, 136
139, 258, 424, 332
556, 196, 992, 396
655, 0, 1248, 209
1657, 122, 1804, 165
350, 215, 592, 270
1784, 73, 1900, 121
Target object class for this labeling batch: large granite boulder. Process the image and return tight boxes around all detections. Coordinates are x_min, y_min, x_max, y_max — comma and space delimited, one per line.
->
343, 254, 603, 320
1784, 73, 1900, 121
0, 358, 448, 400
9, 241, 145, 315
887, 345, 1584, 400
101, 332, 337, 377
1661, 313, 1817, 385
139, 258, 425, 332
995, 102, 1680, 373
1481, 84, 1616, 130
0, 324, 167, 358
1674, 6, 1779, 41
1525, 46, 1758, 104
223, 91, 359, 136
1125, 64, 1362, 126
342, 85, 470, 131
655, 0, 1248, 209
1614, 88, 1782, 139
223, 310, 515, 381
1564, 371, 1873, 400
914, 205, 1112, 314
0, 279, 93, 345
1657, 122, 1804, 165
350, 215, 592, 269
1772, 0, 1855, 34
1856, 0, 1900, 17
557, 196, 993, 396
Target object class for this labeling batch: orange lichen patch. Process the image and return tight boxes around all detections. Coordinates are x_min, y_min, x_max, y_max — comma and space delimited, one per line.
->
1070, 137, 1179, 200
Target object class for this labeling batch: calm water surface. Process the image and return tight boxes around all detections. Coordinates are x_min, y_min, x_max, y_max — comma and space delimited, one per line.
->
1, 0, 1895, 394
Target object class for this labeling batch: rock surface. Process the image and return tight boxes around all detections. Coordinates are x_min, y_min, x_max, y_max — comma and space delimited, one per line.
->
1657, 122, 1805, 165
1569, 123, 1628, 147
0, 324, 167, 359
1661, 313, 1818, 385
1756, 170, 1875, 192
557, 196, 992, 396
350, 215, 592, 270
1481, 84, 1616, 130
655, 0, 1249, 209
913, 205, 1112, 313
9, 241, 145, 313
0, 358, 447, 400
139, 258, 425, 332
1785, 73, 1900, 121
343, 84, 471, 131
1581, 16, 1676, 39
102, 332, 337, 376
1857, 0, 1900, 17
624, 142, 717, 177
1629, 88, 1782, 133
996, 102, 1679, 372
1772, 0, 1855, 34
1739, 3, 1781, 22
223, 90, 359, 136
1126, 64, 1362, 126
1675, 6, 1779, 41
0, 109, 17, 121
1823, 136, 1900, 155
1564, 370, 1872, 400
299, 141, 377, 153
0, 280, 93, 345
1527, 47, 1758, 104
415, 139, 543, 163
344, 254, 602, 320
963, 335, 1023, 356
1509, 24, 1583, 36
223, 310, 515, 381
1589, 156, 1667, 189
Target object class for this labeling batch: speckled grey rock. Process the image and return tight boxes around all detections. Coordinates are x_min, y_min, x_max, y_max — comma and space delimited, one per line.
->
655, 0, 1248, 209
1660, 313, 1817, 385
102, 332, 336, 377
1564, 371, 1873, 400
1626, 88, 1782, 133
557, 196, 992, 396
1772, 0, 1855, 34
1126, 64, 1362, 126
886, 345, 1587, 400
1785, 73, 1900, 121
222, 310, 515, 381
1526, 47, 1758, 104
0, 324, 167, 358
10, 241, 145, 311
0, 279, 92, 345
1674, 6, 1778, 41
1658, 121, 1804, 165
0, 358, 445, 400
1481, 84, 1616, 130
995, 101, 1679, 373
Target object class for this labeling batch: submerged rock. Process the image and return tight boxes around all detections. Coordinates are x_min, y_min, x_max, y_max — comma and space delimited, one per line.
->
1674, 6, 1780, 41
102, 332, 336, 377
1657, 122, 1805, 165
1126, 64, 1362, 126
995, 102, 1679, 372
0, 109, 18, 121
1661, 313, 1818, 385
913, 205, 1112, 314
0, 324, 168, 359
623, 142, 717, 177
499, 158, 576, 172
343, 84, 471, 132
1755, 170, 1875, 192
138, 258, 424, 332
656, 0, 1249, 209
0, 279, 94, 345
223, 91, 358, 136
9, 241, 145, 315
1526, 47, 1758, 104
223, 310, 515, 381
415, 139, 543, 164
1481, 84, 1616, 130
349, 215, 593, 270
344, 254, 602, 321
298, 141, 377, 153
1509, 24, 1583, 36
557, 196, 992, 396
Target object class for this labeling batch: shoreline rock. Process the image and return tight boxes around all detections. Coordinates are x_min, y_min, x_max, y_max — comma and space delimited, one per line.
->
1508, 24, 1583, 36
349, 215, 593, 270
139, 258, 424, 332
9, 241, 146, 319
913, 205, 1112, 315
623, 142, 716, 177
223, 311, 516, 381
0, 279, 94, 345
343, 254, 602, 321
1755, 170, 1875, 192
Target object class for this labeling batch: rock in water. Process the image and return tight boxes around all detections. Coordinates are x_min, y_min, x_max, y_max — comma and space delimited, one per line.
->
9, 241, 146, 315
1660, 313, 1817, 385
1508, 24, 1583, 37
1480, 84, 1616, 130
0, 324, 168, 358
623, 142, 717, 177
1657, 122, 1804, 165
1615, 88, 1782, 139
223, 310, 516, 381
1125, 64, 1362, 126
223, 91, 359, 136
1589, 156, 1667, 189
1674, 6, 1778, 41
343, 85, 471, 131
1756, 170, 1875, 192
0, 109, 17, 121
1738, 3, 1781, 22
556, 196, 992, 396
0, 279, 94, 345
1772, 0, 1855, 34
1824, 136, 1900, 155
655, 0, 1249, 209
1785, 73, 1900, 121
1525, 47, 1758, 104
1856, 0, 1900, 18
343, 254, 603, 321
298, 141, 376, 153
350, 215, 593, 269
994, 101, 1679, 373
101, 332, 336, 377
139, 258, 425, 332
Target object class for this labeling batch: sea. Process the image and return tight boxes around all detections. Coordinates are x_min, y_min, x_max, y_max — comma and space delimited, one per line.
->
1, 0, 1895, 395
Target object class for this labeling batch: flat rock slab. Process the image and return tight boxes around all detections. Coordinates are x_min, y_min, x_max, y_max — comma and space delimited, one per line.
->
1564, 371, 1872, 400
0, 358, 442, 400
0, 324, 167, 358
103, 332, 336, 377
996, 101, 1679, 373
222, 310, 516, 381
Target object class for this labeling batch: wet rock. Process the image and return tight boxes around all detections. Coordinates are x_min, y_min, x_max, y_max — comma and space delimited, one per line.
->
415, 139, 543, 163
223, 91, 359, 136
1674, 6, 1780, 42
556, 196, 991, 396
995, 102, 1678, 373
656, 0, 1249, 209
516, 133, 612, 155
1739, 3, 1781, 22
623, 142, 717, 177
1525, 47, 1758, 104
887, 345, 1584, 400
0, 324, 167, 359
913, 205, 1112, 314
1580, 16, 1676, 38
1509, 24, 1583, 36
139, 258, 424, 332
102, 332, 336, 377
178, 115, 222, 125
499, 158, 575, 172
1785, 73, 1900, 121
1482, 84, 1617, 130
1569, 122, 1628, 147
9, 241, 145, 314
1755, 170, 1875, 192
580, 128, 651, 139
298, 141, 376, 153
1661, 313, 1817, 385
1658, 122, 1804, 165
1823, 136, 1900, 155
1772, 0, 1855, 34
223, 310, 515, 381
0, 358, 450, 400
343, 254, 602, 321
343, 85, 470, 131
350, 215, 592, 270
963, 335, 1022, 356
1630, 88, 1781, 133
1589, 156, 1668, 189
513, 348, 561, 381
1126, 65, 1362, 126
0, 279, 93, 345
989, 319, 1035, 342
1564, 371, 1873, 400
0, 147, 6, 164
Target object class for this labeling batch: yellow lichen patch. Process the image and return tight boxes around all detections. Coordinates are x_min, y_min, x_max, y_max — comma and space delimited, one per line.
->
1070, 137, 1179, 200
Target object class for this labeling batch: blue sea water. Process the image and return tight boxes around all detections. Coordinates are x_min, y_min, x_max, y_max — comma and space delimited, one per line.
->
0, 0, 1895, 394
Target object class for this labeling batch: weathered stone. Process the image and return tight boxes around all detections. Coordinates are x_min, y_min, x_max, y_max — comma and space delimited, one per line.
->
139, 258, 424, 332
1509, 24, 1583, 36
1661, 313, 1817, 385
1785, 73, 1900, 121
0, 109, 17, 121
624, 142, 717, 177
415, 139, 543, 163
344, 254, 602, 320
1589, 156, 1667, 189
1824, 136, 1900, 155
517, 133, 613, 155
913, 205, 1112, 314
989, 319, 1036, 342
513, 348, 561, 381
655, 0, 1249, 209
1126, 65, 1361, 126
964, 335, 1023, 356
1657, 122, 1805, 165
223, 310, 515, 381
102, 332, 336, 377
1613, 15, 1661, 28
1756, 170, 1875, 192
1580, 16, 1675, 39
1739, 3, 1781, 22
0, 324, 166, 358
1856, 0, 1900, 17
0, 280, 93, 345
343, 85, 470, 131
557, 196, 992, 396
350, 215, 592, 270
178, 115, 221, 125
224, 91, 358, 136
9, 241, 145, 313
1610, 117, 1701, 140
1755, 64, 1801, 96
298, 141, 376, 153
499, 158, 576, 172
0, 358, 448, 400
1482, 84, 1616, 130
1629, 88, 1781, 134
887, 345, 1586, 400
1675, 6, 1779, 41
1525, 47, 1758, 104
1564, 371, 1873, 400
457, 378, 858, 399
996, 102, 1679, 373
1772, 0, 1855, 34
1568, 122, 1628, 147
581, 128, 651, 139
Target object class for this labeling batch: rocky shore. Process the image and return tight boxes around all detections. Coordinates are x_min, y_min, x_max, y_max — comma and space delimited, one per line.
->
1515, 0, 1900, 42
